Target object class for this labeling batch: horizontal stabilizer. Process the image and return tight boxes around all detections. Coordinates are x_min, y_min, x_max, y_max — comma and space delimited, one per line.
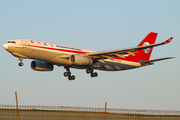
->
140, 57, 175, 65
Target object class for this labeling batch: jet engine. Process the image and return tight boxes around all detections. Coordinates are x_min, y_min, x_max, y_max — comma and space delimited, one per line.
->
70, 55, 93, 66
31, 60, 54, 71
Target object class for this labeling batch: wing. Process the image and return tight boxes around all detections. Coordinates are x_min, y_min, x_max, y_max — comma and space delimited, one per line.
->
83, 37, 173, 62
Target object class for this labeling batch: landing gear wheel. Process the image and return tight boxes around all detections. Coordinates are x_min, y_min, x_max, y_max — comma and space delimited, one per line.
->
18, 62, 24, 66
86, 69, 90, 74
91, 73, 95, 77
64, 72, 68, 77
71, 75, 75, 80
64, 67, 75, 80
86, 69, 93, 74
68, 76, 72, 80
18, 57, 24, 67
68, 75, 75, 80
64, 71, 71, 77
91, 72, 98, 77
67, 71, 71, 76
93, 72, 98, 77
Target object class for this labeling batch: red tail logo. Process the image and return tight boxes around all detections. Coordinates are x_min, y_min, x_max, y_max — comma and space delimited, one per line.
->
143, 42, 151, 53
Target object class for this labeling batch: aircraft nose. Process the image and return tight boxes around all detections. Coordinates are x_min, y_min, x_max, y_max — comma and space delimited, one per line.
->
3, 43, 8, 50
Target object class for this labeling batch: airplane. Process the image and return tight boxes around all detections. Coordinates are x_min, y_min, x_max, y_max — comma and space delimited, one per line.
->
3, 32, 174, 80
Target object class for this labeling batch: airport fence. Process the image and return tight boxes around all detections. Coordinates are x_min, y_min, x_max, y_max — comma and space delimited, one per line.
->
0, 104, 180, 120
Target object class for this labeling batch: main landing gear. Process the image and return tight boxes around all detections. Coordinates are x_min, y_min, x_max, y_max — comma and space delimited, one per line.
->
86, 69, 98, 78
18, 57, 24, 66
63, 67, 75, 81
63, 68, 98, 80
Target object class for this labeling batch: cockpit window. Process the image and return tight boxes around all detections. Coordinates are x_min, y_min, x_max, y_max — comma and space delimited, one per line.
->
7, 41, 16, 43
30, 40, 34, 43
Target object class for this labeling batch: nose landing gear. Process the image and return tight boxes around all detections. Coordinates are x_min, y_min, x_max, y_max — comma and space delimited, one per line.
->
18, 57, 24, 66
64, 67, 75, 80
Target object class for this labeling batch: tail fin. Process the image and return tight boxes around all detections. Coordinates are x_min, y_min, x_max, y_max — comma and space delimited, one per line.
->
135, 32, 158, 61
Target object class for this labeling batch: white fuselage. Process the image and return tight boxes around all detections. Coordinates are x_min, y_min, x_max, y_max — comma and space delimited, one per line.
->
3, 39, 141, 71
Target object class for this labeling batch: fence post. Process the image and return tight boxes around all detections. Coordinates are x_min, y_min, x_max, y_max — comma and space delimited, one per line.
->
15, 91, 20, 120
105, 102, 107, 120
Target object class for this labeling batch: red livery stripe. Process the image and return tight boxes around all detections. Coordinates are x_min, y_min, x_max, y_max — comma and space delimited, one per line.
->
19, 44, 88, 54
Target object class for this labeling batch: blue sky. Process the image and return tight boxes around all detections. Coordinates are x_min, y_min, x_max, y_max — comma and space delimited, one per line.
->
1, 0, 180, 110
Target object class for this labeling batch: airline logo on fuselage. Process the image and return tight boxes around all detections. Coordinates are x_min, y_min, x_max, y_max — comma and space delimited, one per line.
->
29, 40, 83, 52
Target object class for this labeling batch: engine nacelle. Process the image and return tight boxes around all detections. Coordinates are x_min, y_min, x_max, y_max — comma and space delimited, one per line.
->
70, 55, 93, 66
31, 60, 54, 71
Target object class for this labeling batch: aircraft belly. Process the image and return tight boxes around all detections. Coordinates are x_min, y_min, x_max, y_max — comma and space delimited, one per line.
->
92, 60, 141, 71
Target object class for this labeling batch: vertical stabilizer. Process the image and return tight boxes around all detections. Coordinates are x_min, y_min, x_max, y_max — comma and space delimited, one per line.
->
126, 32, 158, 62
136, 32, 158, 61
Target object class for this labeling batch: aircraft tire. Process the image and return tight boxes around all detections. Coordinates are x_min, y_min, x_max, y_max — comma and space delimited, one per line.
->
71, 75, 75, 80
68, 76, 75, 80
94, 72, 98, 77
91, 73, 95, 77
68, 76, 72, 80
86, 69, 90, 74
86, 69, 93, 74
91, 72, 98, 77
67, 71, 71, 76
18, 62, 24, 66
64, 72, 68, 77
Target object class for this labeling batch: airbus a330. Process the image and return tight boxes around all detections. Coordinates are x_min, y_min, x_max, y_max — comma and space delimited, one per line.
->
3, 32, 174, 80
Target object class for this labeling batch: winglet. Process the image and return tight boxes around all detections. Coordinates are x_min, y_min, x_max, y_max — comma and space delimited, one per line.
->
164, 37, 173, 43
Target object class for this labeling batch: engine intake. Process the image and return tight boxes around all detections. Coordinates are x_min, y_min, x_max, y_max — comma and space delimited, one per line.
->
70, 55, 93, 66
31, 60, 54, 71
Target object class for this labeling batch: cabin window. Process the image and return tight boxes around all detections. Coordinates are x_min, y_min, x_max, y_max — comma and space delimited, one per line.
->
76, 48, 82, 51
70, 47, 75, 50
37, 42, 41, 45
44, 43, 48, 46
